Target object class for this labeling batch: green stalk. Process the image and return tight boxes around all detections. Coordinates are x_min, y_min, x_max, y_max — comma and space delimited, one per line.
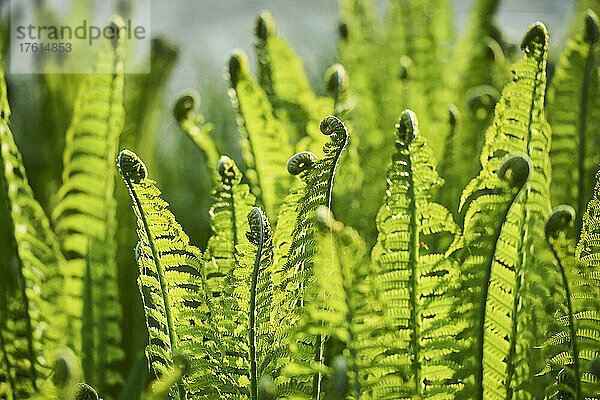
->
249, 209, 266, 400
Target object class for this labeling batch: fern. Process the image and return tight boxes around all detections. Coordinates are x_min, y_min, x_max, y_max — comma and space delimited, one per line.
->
254, 11, 333, 150
0, 57, 65, 398
272, 116, 348, 397
227, 50, 294, 219
366, 109, 460, 399
279, 206, 368, 399
51, 21, 125, 396
548, 10, 600, 232
173, 91, 219, 184
118, 149, 221, 399
539, 174, 600, 399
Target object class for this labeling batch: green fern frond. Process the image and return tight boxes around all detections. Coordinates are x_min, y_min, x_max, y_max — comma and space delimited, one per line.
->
50, 21, 126, 396
366, 109, 460, 399
0, 62, 66, 398
450, 153, 532, 400
118, 149, 221, 400
254, 11, 333, 149
279, 206, 368, 399
548, 10, 600, 232
451, 22, 553, 400
271, 116, 348, 397
227, 50, 294, 219
173, 91, 219, 183
205, 156, 255, 297
275, 116, 347, 315
540, 173, 600, 399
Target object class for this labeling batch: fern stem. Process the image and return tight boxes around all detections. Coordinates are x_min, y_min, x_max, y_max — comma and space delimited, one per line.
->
547, 241, 582, 400
333, 234, 361, 399
249, 210, 265, 400
406, 150, 422, 394
576, 38, 596, 234
476, 181, 525, 400
123, 178, 184, 400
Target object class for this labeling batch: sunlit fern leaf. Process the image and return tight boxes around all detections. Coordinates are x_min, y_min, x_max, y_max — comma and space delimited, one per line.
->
205, 156, 255, 297
279, 207, 368, 399
173, 91, 219, 184
449, 153, 532, 400
51, 20, 126, 397
548, 10, 600, 232
271, 116, 347, 397
118, 150, 222, 400
540, 175, 600, 399
451, 22, 553, 400
254, 11, 333, 150
0, 60, 65, 398
365, 109, 460, 399
227, 50, 294, 220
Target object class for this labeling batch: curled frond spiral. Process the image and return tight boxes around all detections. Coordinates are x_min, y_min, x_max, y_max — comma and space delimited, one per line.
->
246, 207, 272, 246
173, 91, 199, 123
118, 149, 147, 183
394, 109, 418, 146
325, 63, 348, 98
545, 205, 576, 240
497, 153, 531, 188
73, 383, 99, 400
287, 152, 318, 176
255, 10, 276, 40
228, 50, 249, 88
520, 21, 549, 58
319, 115, 347, 138
217, 155, 240, 184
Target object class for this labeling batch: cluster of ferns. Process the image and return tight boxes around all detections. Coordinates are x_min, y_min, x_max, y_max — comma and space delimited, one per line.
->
3, 0, 600, 399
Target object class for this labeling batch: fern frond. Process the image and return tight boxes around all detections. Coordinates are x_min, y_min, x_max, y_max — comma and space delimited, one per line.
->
205, 156, 255, 297
0, 70, 66, 400
227, 50, 294, 219
272, 116, 348, 397
450, 153, 532, 400
51, 21, 125, 396
254, 11, 333, 149
118, 150, 221, 399
279, 207, 368, 400
173, 91, 219, 183
540, 172, 600, 399
452, 22, 553, 400
366, 109, 460, 399
548, 10, 600, 232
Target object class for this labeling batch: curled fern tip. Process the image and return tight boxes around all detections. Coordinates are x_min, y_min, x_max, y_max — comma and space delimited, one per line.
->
585, 9, 599, 44
246, 207, 271, 245
319, 115, 347, 139
395, 109, 418, 146
255, 10, 276, 40
497, 153, 530, 188
173, 91, 199, 122
520, 21, 549, 57
217, 155, 240, 182
287, 151, 318, 175
118, 149, 147, 183
228, 50, 249, 87
545, 205, 575, 240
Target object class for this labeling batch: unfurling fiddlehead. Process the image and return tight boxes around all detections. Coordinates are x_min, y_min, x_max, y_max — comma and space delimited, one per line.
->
287, 152, 318, 176
544, 206, 581, 400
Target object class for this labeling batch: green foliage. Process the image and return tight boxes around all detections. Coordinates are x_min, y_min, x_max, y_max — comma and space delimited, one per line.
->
548, 10, 600, 231
51, 21, 126, 397
6, 2, 600, 400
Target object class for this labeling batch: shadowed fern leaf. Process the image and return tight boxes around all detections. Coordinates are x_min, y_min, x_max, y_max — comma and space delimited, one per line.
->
539, 175, 600, 399
548, 10, 600, 232
51, 21, 126, 396
227, 50, 294, 219
0, 61, 65, 399
118, 149, 221, 399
